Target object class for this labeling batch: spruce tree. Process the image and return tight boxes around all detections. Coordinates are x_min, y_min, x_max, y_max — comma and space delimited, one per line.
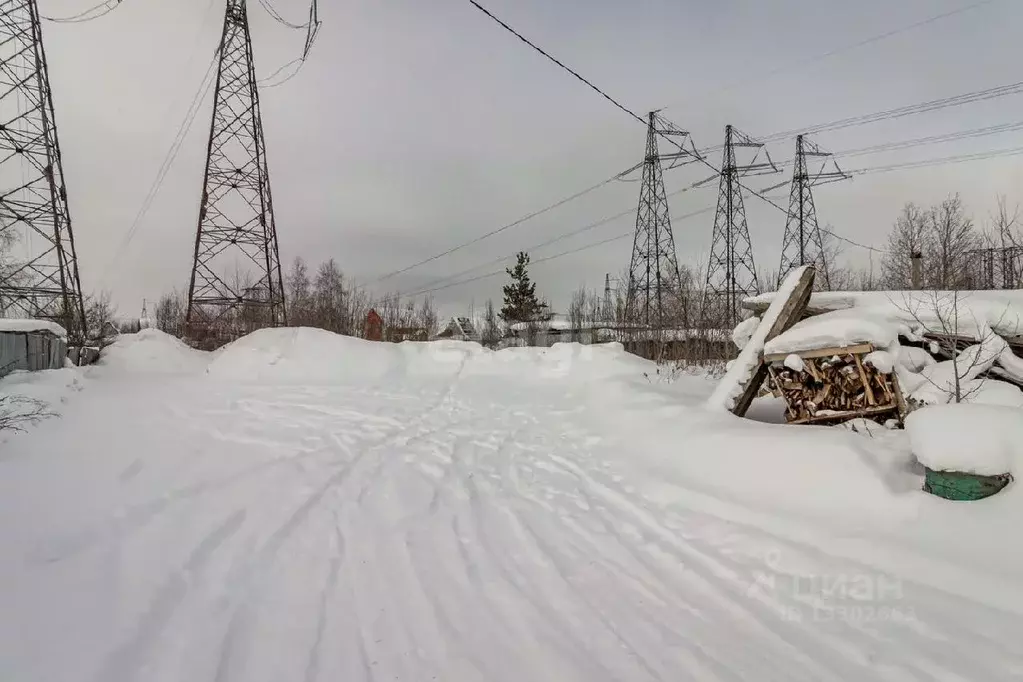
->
500, 252, 545, 323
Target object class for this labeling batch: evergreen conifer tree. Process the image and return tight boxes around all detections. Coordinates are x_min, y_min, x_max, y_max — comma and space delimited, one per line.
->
500, 252, 546, 323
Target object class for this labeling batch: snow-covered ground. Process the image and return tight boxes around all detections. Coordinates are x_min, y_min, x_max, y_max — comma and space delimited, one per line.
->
2, 328, 1023, 681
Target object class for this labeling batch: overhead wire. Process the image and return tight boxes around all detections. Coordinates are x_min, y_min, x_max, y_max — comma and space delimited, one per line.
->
664, 0, 1001, 107
466, 0, 892, 255
256, 0, 311, 29
381, 0, 1015, 293
374, 1, 1019, 291
367, 161, 643, 285
255, 0, 322, 87
103, 47, 222, 280
762, 80, 1023, 142
42, 0, 123, 23
399, 133, 1023, 298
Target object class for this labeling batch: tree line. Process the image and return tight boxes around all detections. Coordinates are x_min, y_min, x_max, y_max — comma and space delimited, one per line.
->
3, 193, 1020, 352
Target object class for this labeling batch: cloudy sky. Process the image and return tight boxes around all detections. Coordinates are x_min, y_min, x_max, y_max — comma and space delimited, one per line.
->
40, 0, 1023, 319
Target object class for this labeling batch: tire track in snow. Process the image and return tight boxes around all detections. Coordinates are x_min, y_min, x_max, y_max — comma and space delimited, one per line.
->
27, 445, 332, 566
90, 509, 247, 682
209, 378, 480, 681
543, 450, 1019, 681
547, 452, 875, 680
302, 511, 346, 682
438, 432, 631, 680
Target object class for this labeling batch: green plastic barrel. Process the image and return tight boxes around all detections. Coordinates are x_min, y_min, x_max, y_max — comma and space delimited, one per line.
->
924, 468, 1013, 501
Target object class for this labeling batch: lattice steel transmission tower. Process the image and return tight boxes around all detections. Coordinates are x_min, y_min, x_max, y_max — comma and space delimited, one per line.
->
187, 0, 285, 337
704, 125, 778, 328
778, 134, 848, 289
625, 112, 696, 332
0, 0, 86, 341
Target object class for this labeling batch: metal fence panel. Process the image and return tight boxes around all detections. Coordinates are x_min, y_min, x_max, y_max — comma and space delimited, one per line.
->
0, 331, 67, 378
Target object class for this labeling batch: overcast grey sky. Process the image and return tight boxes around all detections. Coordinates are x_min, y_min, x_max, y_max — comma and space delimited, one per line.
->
41, 0, 1023, 319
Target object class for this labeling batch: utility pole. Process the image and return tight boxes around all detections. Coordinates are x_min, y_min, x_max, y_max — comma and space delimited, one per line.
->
704, 125, 778, 329
624, 112, 692, 337
778, 134, 849, 289
603, 273, 612, 322
911, 251, 923, 290
0, 0, 86, 343
187, 0, 286, 343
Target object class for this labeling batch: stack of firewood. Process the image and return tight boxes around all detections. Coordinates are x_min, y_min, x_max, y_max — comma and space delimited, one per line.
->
767, 350, 902, 424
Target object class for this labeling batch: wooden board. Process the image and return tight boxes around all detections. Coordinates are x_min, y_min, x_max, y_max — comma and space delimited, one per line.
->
789, 404, 899, 425
731, 266, 816, 417
763, 343, 875, 363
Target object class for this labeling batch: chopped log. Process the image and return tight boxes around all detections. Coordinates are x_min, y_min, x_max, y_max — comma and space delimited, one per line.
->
852, 354, 876, 407
765, 343, 906, 426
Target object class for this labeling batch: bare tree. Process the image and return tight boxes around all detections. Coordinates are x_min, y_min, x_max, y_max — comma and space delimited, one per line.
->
986, 195, 1022, 289
417, 296, 438, 338
568, 286, 588, 343
84, 291, 118, 345
896, 290, 1005, 403
0, 227, 18, 281
286, 257, 312, 327
926, 194, 978, 289
0, 395, 55, 433
882, 203, 930, 289
989, 195, 1020, 248
155, 290, 185, 336
481, 299, 501, 348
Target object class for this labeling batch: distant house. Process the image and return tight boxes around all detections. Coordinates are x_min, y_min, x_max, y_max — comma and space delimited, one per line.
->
386, 326, 429, 343
434, 316, 481, 343
506, 314, 732, 360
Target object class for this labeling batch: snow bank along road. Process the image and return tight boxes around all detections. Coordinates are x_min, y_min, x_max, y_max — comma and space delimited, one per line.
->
1, 328, 1022, 681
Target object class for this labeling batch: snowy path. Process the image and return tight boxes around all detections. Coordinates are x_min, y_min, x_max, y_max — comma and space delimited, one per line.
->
1, 332, 1022, 681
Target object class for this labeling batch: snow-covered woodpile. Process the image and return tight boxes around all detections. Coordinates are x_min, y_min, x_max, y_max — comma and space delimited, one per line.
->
731, 288, 1023, 424
765, 344, 905, 425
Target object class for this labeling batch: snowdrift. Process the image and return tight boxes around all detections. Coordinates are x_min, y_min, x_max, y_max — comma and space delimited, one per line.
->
97, 328, 207, 374
202, 327, 656, 386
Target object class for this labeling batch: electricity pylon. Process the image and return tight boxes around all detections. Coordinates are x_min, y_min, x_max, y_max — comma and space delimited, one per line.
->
187, 0, 286, 338
625, 112, 695, 333
0, 0, 86, 342
704, 125, 778, 328
778, 134, 848, 289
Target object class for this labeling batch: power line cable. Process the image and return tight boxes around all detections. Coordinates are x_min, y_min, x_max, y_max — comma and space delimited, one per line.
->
256, 0, 310, 29
368, 161, 643, 285
831, 120, 1023, 158
666, 0, 1000, 106
376, 3, 1023, 289
467, 0, 647, 127
42, 0, 123, 23
102, 47, 221, 280
408, 174, 738, 293
762, 80, 1023, 142
423, 0, 1017, 285
848, 143, 1023, 175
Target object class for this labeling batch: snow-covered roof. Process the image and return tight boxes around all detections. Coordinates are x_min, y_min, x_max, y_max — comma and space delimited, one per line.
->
509, 314, 573, 333
0, 319, 68, 338
764, 308, 906, 355
508, 315, 730, 342
746, 290, 1023, 340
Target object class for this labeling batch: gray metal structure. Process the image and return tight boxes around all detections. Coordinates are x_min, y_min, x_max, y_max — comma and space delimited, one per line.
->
624, 112, 690, 332
704, 125, 779, 328
187, 0, 286, 338
777, 134, 849, 289
0, 0, 86, 343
